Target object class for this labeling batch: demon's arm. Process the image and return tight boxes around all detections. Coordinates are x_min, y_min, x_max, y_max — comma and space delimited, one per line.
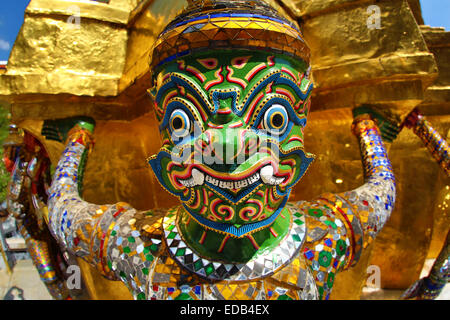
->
44, 119, 161, 300
3, 129, 71, 299
294, 109, 396, 299
401, 230, 449, 300
400, 108, 449, 299
403, 108, 449, 177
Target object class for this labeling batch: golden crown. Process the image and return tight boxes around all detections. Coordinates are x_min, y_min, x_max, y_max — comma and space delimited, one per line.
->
150, 0, 310, 75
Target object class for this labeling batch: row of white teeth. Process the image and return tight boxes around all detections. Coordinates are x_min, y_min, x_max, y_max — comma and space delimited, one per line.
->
178, 164, 285, 190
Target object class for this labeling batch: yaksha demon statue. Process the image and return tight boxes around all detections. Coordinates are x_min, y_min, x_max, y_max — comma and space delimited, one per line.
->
41, 0, 398, 300
2, 125, 72, 299
400, 108, 449, 300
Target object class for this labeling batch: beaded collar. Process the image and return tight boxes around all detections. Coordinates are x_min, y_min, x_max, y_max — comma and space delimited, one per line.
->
162, 203, 306, 281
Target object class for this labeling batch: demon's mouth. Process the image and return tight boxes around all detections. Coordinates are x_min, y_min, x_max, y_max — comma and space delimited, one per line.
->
176, 162, 286, 190
149, 146, 314, 204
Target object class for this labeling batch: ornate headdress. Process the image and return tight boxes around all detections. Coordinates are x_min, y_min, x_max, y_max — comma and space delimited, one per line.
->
150, 0, 310, 78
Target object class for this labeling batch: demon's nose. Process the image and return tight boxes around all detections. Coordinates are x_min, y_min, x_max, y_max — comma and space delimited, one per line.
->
194, 128, 261, 172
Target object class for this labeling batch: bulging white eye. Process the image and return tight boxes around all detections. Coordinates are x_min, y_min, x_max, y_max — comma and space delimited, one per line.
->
169, 109, 191, 139
262, 104, 289, 135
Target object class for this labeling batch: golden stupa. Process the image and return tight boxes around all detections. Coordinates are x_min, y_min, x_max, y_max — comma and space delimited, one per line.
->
0, 0, 448, 299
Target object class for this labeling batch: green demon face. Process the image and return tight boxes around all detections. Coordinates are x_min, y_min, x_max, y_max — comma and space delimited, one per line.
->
149, 50, 314, 238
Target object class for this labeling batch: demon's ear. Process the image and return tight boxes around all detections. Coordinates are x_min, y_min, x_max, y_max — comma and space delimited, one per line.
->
147, 87, 157, 100
148, 151, 192, 202
276, 149, 315, 197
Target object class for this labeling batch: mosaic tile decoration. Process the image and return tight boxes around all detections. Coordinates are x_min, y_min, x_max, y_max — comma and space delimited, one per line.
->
161, 202, 306, 281
413, 116, 450, 177
150, 0, 310, 79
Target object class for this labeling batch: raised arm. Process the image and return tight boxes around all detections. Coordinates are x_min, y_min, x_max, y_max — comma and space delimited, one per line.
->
400, 108, 449, 299
3, 129, 73, 299
403, 107, 449, 177
401, 230, 449, 300
338, 111, 396, 248
291, 108, 397, 299
300, 107, 397, 271
44, 119, 159, 299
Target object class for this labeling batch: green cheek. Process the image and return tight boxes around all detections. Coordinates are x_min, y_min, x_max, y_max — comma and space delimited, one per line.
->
282, 125, 305, 151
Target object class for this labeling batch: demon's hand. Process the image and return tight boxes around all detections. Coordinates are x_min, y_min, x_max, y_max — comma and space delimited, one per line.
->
41, 116, 96, 143
401, 107, 422, 130
352, 105, 401, 143
400, 278, 425, 300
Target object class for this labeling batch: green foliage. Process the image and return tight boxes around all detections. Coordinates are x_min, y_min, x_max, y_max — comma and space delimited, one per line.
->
0, 161, 8, 202
0, 103, 10, 202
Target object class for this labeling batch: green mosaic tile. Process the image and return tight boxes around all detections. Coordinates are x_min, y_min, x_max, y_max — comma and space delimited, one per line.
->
336, 239, 347, 256
308, 208, 323, 218
145, 254, 154, 261
318, 286, 324, 299
324, 221, 337, 229
167, 232, 177, 239
205, 263, 214, 276
194, 259, 203, 272
175, 292, 194, 300
319, 251, 332, 268
137, 292, 146, 300
175, 248, 186, 257
327, 272, 335, 289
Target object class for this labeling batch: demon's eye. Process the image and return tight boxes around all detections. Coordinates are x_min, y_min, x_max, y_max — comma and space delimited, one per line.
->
262, 104, 289, 135
169, 109, 191, 139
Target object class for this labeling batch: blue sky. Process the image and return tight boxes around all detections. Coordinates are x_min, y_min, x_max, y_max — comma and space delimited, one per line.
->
0, 1, 30, 61
0, 0, 449, 62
